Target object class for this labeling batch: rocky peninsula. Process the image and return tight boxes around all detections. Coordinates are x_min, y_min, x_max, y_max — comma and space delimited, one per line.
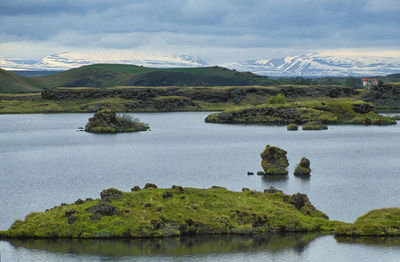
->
205, 100, 395, 126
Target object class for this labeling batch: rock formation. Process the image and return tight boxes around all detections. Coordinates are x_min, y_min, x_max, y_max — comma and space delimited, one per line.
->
260, 145, 289, 175
294, 157, 311, 176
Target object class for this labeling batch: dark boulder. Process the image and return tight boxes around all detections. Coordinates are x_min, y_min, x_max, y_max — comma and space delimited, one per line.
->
247, 172, 254, 175
294, 157, 311, 176
100, 188, 122, 201
211, 186, 226, 190
162, 191, 173, 199
242, 188, 250, 192
260, 145, 289, 175
172, 185, 184, 192
144, 183, 158, 189
86, 202, 116, 216
131, 186, 141, 192
290, 193, 309, 210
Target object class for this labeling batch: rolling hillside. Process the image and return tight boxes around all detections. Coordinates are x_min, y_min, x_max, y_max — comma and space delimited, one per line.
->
0, 69, 42, 93
1, 64, 275, 93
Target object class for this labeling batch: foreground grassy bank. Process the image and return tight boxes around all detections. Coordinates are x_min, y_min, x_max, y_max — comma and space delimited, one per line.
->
1, 186, 398, 239
0, 186, 340, 238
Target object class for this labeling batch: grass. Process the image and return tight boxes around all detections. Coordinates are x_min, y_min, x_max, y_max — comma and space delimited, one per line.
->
0, 187, 339, 239
335, 208, 400, 236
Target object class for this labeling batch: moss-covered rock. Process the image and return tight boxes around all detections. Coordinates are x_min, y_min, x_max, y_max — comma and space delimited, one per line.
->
260, 145, 289, 175
0, 186, 338, 239
302, 121, 328, 130
294, 157, 311, 176
85, 108, 149, 133
287, 123, 298, 131
335, 208, 400, 236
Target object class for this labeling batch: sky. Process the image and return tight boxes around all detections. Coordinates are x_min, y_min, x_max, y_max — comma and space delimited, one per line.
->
0, 0, 399, 63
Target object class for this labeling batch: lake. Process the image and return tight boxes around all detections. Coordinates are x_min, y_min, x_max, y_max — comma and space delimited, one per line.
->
0, 112, 399, 261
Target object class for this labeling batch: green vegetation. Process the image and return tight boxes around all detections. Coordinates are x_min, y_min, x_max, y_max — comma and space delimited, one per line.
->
85, 109, 149, 133
287, 123, 298, 131
0, 187, 339, 239
302, 121, 328, 130
0, 69, 42, 93
335, 208, 400, 236
268, 94, 286, 104
205, 100, 395, 126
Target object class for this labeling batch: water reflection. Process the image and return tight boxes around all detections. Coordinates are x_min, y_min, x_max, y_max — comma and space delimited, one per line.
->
7, 233, 322, 257
335, 236, 400, 247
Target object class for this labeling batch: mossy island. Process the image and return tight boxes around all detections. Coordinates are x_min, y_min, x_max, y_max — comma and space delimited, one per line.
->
85, 108, 149, 133
0, 186, 338, 239
205, 100, 395, 127
1, 186, 399, 239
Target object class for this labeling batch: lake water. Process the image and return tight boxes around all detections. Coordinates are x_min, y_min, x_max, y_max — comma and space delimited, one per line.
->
0, 112, 400, 261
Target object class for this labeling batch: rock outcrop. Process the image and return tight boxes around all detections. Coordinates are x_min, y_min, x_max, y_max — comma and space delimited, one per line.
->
260, 145, 289, 175
85, 108, 149, 133
294, 157, 311, 176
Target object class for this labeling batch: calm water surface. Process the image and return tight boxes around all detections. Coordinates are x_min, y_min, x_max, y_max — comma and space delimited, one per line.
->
0, 112, 399, 261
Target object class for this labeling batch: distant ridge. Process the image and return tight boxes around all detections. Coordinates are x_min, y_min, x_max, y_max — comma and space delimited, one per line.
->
1, 51, 400, 77
0, 64, 273, 93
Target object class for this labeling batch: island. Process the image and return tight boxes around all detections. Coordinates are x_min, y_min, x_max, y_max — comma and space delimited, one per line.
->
85, 108, 149, 133
0, 186, 399, 239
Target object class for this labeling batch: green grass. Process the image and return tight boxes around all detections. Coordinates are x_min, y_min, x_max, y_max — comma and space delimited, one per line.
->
0, 187, 339, 238
335, 208, 400, 236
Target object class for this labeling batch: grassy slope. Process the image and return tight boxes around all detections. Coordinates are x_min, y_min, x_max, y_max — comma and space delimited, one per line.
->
0, 69, 42, 93
2, 64, 275, 92
335, 208, 400, 236
0, 187, 338, 238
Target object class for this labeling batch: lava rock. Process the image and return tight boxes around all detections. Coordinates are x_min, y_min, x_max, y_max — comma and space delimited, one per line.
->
144, 183, 158, 189
86, 202, 116, 216
260, 145, 289, 175
131, 186, 141, 192
294, 157, 311, 176
172, 185, 184, 192
100, 188, 122, 201
162, 191, 173, 199
290, 193, 309, 210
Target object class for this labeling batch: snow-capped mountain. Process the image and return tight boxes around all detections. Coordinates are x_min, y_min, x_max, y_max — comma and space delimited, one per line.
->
1, 51, 399, 77
0, 52, 208, 71
221, 52, 400, 77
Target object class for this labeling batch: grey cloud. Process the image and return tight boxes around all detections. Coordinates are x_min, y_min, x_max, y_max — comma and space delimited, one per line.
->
0, 0, 399, 58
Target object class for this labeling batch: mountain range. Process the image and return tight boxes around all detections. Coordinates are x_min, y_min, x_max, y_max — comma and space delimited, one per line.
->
1, 51, 400, 77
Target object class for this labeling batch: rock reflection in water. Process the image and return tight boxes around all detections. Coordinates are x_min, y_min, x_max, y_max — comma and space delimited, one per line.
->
7, 233, 321, 257
335, 236, 400, 247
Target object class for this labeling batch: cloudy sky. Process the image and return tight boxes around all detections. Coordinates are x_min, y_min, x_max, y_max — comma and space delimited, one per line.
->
1, 0, 399, 63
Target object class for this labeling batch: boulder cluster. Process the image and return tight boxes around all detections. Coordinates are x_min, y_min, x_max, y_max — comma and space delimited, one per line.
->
257, 145, 311, 177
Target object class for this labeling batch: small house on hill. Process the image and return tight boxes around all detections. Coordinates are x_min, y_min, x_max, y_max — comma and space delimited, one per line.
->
361, 78, 378, 88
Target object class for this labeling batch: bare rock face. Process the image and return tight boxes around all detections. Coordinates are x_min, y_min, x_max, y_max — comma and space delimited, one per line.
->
260, 145, 289, 175
294, 157, 311, 176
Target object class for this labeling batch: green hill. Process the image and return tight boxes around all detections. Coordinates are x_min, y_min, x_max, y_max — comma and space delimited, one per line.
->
0, 69, 42, 93
28, 64, 274, 90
